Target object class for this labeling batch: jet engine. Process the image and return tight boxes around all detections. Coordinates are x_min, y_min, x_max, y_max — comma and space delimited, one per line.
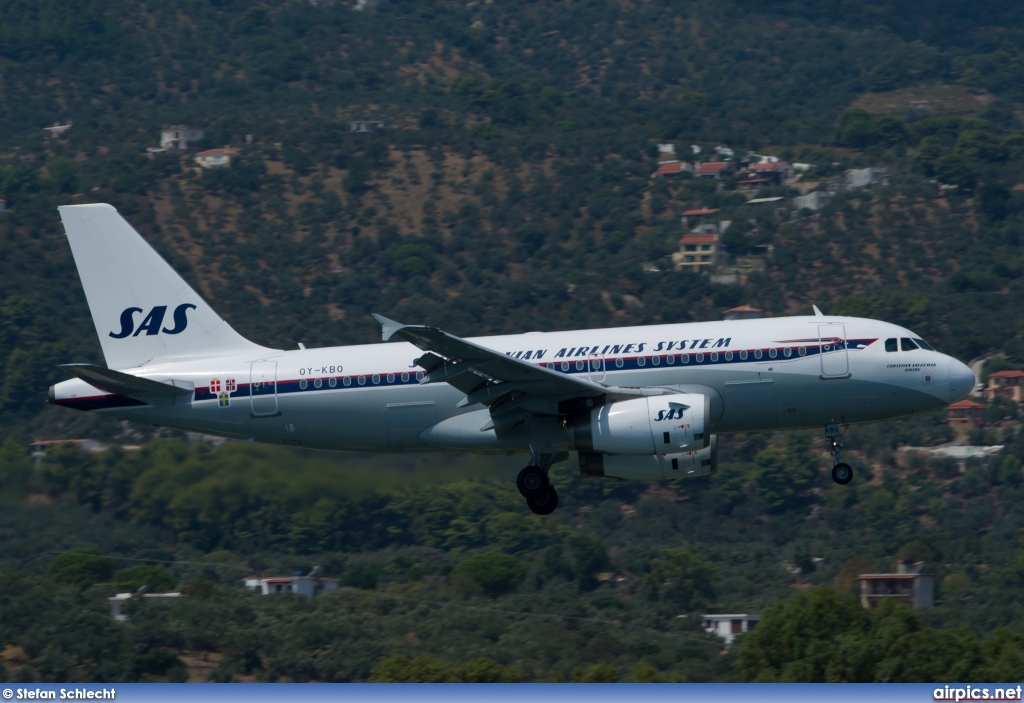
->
578, 435, 718, 480
567, 394, 710, 455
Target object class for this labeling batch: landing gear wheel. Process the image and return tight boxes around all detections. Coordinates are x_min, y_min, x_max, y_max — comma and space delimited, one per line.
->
517, 465, 549, 497
831, 462, 853, 485
527, 486, 559, 515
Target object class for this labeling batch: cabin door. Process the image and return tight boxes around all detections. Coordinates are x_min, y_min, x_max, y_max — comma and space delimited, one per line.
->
250, 361, 279, 416
818, 323, 849, 378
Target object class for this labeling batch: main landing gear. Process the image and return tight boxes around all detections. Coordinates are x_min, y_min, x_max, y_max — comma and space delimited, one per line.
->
517, 451, 565, 515
825, 423, 853, 485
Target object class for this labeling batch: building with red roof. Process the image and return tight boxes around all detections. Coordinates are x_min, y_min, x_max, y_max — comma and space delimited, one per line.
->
723, 305, 763, 321
947, 399, 984, 431
681, 207, 720, 226
743, 161, 793, 186
859, 561, 933, 610
673, 233, 721, 272
986, 370, 1024, 403
650, 161, 694, 179
693, 162, 732, 179
194, 148, 239, 169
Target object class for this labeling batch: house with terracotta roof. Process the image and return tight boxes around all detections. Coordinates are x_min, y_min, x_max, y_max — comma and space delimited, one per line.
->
859, 561, 933, 610
693, 162, 733, 179
195, 148, 239, 169
947, 399, 984, 432
745, 161, 792, 185
672, 233, 721, 272
723, 305, 763, 321
651, 161, 694, 179
986, 370, 1024, 403
244, 570, 338, 598
681, 207, 720, 226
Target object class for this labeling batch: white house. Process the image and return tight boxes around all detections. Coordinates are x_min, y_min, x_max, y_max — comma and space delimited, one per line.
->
845, 167, 888, 189
161, 127, 204, 150
793, 191, 831, 212
703, 614, 760, 645
243, 571, 339, 598
194, 149, 239, 169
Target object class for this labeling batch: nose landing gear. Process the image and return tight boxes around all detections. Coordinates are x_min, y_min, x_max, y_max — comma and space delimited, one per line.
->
825, 423, 853, 485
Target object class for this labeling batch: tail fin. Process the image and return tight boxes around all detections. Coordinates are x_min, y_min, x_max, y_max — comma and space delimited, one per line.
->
59, 203, 273, 369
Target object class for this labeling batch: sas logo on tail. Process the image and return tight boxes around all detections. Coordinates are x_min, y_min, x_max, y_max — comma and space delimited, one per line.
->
109, 304, 197, 338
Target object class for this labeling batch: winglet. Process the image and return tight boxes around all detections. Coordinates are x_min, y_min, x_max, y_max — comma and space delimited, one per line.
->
372, 313, 405, 342
812, 305, 824, 317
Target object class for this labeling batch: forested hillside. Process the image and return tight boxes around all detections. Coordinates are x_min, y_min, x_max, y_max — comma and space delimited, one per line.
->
4, 0, 1024, 683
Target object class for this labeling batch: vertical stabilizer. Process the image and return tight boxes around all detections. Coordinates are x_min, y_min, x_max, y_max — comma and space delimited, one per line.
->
58, 203, 274, 369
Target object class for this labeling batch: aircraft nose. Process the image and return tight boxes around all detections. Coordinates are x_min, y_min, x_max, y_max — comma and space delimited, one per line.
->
947, 359, 975, 403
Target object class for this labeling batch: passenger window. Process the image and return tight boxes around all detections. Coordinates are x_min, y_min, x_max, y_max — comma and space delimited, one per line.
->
900, 338, 919, 351
885, 338, 897, 352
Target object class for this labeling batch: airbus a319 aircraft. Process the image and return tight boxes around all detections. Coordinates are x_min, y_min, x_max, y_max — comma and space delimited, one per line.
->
49, 204, 975, 514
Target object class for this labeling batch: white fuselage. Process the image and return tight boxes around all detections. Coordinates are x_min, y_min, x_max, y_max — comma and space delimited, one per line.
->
52, 315, 974, 455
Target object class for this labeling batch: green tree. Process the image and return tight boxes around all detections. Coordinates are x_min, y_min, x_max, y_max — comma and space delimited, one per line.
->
450, 552, 526, 596
915, 136, 944, 175
752, 448, 815, 513
47, 548, 115, 589
371, 655, 526, 682
933, 153, 976, 191
113, 565, 176, 592
956, 130, 1007, 163
644, 548, 716, 612
0, 436, 32, 490
738, 588, 870, 681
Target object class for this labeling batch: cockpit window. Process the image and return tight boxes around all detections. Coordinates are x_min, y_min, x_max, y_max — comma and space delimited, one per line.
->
913, 338, 935, 351
885, 338, 897, 352
900, 337, 919, 351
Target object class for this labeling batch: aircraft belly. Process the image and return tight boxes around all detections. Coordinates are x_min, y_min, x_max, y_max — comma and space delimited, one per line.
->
717, 371, 777, 431
772, 373, 944, 429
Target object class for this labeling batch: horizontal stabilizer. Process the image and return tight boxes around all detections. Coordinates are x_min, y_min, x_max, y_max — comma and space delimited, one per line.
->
59, 363, 193, 406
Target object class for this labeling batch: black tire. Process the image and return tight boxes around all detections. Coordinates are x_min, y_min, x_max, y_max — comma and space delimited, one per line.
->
517, 466, 549, 497
527, 486, 559, 515
832, 462, 853, 485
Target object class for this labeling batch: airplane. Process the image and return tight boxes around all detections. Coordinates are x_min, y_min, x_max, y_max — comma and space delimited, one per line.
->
49, 204, 976, 515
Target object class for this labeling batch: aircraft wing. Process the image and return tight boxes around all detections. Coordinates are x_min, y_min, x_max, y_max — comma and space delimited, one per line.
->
373, 314, 615, 433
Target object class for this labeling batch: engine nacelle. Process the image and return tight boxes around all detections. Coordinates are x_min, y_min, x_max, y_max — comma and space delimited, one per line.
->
579, 435, 718, 480
568, 394, 709, 456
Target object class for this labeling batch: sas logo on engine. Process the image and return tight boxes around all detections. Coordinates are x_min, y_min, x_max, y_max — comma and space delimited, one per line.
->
109, 303, 197, 338
654, 405, 690, 421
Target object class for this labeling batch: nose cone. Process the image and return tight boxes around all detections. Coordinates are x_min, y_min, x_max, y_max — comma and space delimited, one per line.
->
947, 359, 975, 403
